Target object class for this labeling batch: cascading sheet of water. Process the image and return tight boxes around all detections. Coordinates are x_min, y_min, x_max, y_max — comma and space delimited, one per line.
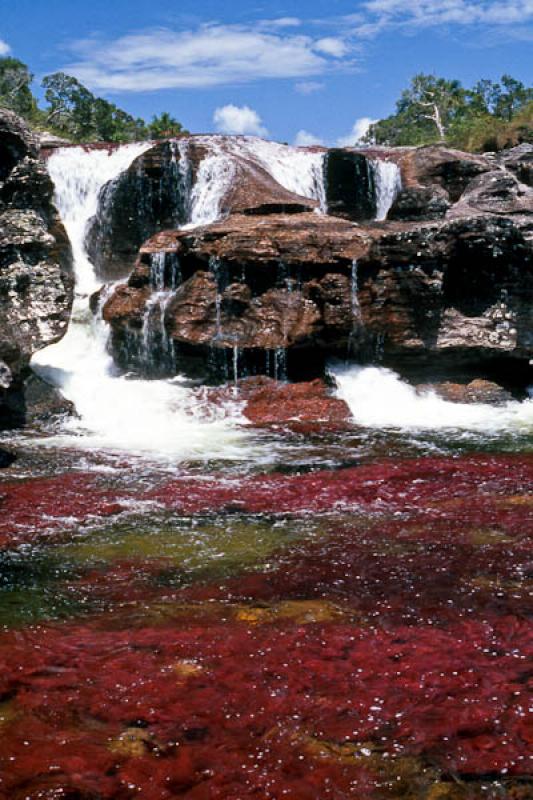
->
186, 136, 327, 222
372, 159, 402, 221
229, 137, 327, 212
31, 145, 251, 460
331, 364, 533, 433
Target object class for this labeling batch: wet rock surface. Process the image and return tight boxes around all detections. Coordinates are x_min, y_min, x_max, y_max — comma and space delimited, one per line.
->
104, 215, 533, 383
207, 376, 352, 432
0, 109, 73, 428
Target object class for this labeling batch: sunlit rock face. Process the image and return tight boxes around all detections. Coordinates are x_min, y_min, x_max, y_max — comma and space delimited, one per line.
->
92, 134, 532, 385
102, 213, 370, 380
0, 109, 73, 427
103, 217, 532, 384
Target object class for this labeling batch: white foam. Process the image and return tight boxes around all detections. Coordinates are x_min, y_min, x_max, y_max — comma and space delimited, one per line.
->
32, 144, 252, 461
332, 364, 533, 433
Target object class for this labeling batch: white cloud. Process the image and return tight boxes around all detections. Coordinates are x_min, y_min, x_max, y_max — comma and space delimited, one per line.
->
294, 80, 325, 94
64, 23, 349, 92
0, 39, 11, 56
314, 37, 349, 57
213, 104, 268, 136
294, 130, 325, 146
259, 17, 302, 29
336, 117, 376, 146
357, 0, 533, 34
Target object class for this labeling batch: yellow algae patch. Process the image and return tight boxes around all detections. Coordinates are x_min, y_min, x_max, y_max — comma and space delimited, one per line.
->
109, 727, 153, 758
172, 659, 204, 680
468, 528, 514, 545
0, 699, 18, 730
235, 600, 345, 625
497, 494, 533, 507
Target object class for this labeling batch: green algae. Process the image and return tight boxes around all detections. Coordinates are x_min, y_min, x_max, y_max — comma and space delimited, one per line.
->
0, 514, 326, 628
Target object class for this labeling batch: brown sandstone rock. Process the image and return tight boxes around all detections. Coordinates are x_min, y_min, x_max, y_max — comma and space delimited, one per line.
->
416, 379, 514, 405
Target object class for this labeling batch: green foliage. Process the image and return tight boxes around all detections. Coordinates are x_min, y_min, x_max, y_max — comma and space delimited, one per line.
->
0, 57, 188, 144
0, 57, 36, 117
366, 72, 533, 152
42, 72, 95, 140
147, 112, 185, 139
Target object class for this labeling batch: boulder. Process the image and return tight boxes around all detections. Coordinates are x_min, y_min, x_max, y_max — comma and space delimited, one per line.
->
399, 144, 491, 201
207, 376, 352, 432
103, 213, 371, 379
448, 169, 533, 218
0, 109, 73, 428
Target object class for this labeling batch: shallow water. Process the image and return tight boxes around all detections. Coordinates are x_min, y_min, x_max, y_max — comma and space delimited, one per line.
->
0, 417, 532, 800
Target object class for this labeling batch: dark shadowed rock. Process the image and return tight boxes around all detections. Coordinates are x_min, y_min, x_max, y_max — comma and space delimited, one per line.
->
389, 186, 450, 221
498, 143, 533, 187
448, 170, 533, 218
324, 150, 376, 221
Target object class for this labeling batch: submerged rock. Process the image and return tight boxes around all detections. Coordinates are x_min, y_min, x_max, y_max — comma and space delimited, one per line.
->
0, 109, 73, 428
416, 379, 514, 405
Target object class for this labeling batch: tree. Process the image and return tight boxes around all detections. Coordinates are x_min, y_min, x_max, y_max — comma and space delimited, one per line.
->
365, 72, 532, 152
396, 74, 466, 139
0, 57, 35, 116
493, 75, 533, 121
42, 72, 95, 140
147, 112, 185, 139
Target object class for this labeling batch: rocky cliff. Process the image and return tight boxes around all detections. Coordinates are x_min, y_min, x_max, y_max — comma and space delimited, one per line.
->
100, 138, 532, 388
0, 110, 73, 427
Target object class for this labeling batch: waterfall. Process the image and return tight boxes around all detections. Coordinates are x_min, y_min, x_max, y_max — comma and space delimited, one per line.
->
187, 140, 236, 226
332, 364, 533, 433
372, 160, 402, 221
230, 137, 327, 211
31, 145, 250, 460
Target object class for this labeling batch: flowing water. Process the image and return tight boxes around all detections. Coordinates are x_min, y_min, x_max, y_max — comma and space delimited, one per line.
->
0, 140, 531, 800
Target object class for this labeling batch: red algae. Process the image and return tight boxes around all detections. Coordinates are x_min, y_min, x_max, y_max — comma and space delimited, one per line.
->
0, 473, 126, 547
0, 613, 531, 798
0, 453, 531, 797
148, 454, 533, 516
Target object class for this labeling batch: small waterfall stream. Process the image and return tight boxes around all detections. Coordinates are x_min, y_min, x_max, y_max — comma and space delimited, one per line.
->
31, 145, 250, 459
372, 159, 402, 221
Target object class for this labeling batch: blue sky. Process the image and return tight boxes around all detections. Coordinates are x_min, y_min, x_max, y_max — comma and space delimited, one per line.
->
1, 0, 532, 145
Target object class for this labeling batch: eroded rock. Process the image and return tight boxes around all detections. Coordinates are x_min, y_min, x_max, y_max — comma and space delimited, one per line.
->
0, 110, 73, 427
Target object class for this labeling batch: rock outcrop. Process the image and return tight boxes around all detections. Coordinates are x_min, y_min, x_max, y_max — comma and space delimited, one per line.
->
99, 136, 533, 388
0, 109, 73, 427
87, 137, 319, 282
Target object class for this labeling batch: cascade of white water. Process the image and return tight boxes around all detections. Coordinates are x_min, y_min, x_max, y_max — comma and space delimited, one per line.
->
332, 364, 533, 433
372, 160, 402, 221
187, 141, 236, 226
31, 145, 250, 459
230, 137, 327, 211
